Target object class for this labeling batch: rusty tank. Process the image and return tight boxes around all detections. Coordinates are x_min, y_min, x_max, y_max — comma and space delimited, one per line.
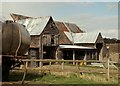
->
1, 20, 31, 56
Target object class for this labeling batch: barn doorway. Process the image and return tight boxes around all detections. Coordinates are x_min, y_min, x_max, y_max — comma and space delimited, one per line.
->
43, 46, 57, 59
62, 50, 85, 60
62, 50, 73, 60
96, 43, 103, 60
29, 48, 39, 67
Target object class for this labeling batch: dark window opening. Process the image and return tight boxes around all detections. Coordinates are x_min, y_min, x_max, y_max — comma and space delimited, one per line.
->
51, 35, 54, 44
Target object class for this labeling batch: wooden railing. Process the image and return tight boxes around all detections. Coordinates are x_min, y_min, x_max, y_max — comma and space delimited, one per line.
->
21, 59, 119, 81
22, 59, 105, 68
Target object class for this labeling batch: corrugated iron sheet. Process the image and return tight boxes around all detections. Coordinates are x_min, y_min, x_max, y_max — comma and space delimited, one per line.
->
59, 45, 96, 49
64, 22, 83, 33
55, 21, 71, 44
64, 32, 99, 44
10, 13, 32, 21
17, 16, 51, 35
55, 21, 69, 32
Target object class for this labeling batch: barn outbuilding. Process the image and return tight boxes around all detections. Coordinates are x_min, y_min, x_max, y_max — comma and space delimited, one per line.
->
64, 32, 108, 61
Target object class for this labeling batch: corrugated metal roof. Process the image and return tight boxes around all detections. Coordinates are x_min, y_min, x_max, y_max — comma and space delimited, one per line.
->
17, 16, 51, 35
59, 45, 96, 49
55, 21, 71, 44
10, 13, 32, 21
55, 21, 69, 32
64, 22, 83, 33
64, 32, 100, 44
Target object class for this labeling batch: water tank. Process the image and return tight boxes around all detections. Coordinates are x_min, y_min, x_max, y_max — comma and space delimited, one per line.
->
1, 20, 31, 55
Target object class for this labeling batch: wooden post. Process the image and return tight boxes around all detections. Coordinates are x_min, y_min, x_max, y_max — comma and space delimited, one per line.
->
95, 52, 97, 60
76, 61, 78, 67
84, 52, 87, 65
55, 47, 58, 64
61, 59, 64, 70
39, 35, 43, 67
107, 57, 109, 81
106, 46, 110, 81
49, 61, 51, 66
92, 52, 94, 60
39, 61, 42, 69
25, 61, 28, 68
73, 50, 75, 65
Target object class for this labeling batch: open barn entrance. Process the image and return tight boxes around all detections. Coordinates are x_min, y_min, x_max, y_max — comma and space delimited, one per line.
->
62, 50, 73, 60
43, 46, 57, 59
62, 50, 85, 60
29, 48, 39, 67
96, 43, 103, 60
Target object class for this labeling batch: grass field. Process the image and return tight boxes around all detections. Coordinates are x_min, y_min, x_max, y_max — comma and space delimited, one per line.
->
8, 64, 119, 85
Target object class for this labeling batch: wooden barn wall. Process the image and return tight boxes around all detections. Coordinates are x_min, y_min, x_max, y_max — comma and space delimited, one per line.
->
95, 33, 104, 43
43, 18, 59, 35
30, 36, 40, 48
106, 43, 119, 62
96, 34, 108, 61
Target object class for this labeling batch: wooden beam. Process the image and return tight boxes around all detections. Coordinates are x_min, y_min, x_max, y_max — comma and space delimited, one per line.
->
73, 50, 75, 65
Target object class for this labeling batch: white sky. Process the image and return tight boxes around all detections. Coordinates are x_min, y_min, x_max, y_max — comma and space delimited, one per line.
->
0, 0, 119, 39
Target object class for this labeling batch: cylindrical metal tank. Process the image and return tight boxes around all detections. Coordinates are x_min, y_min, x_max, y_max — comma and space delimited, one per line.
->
0, 21, 2, 55
2, 20, 31, 55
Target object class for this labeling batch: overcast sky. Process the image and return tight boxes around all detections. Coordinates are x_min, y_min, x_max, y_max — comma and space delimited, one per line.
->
1, 0, 119, 39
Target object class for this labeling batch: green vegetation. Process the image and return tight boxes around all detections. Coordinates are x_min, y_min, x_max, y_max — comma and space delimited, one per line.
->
9, 69, 118, 84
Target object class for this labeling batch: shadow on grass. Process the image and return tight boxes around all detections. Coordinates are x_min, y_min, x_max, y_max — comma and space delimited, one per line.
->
9, 70, 45, 82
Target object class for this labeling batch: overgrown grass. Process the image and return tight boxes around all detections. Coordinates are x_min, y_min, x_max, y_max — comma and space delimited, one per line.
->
31, 73, 97, 84
9, 69, 118, 84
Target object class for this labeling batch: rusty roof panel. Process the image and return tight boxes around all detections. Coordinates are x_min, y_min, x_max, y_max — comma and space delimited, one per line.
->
55, 21, 69, 32
55, 21, 71, 44
64, 22, 83, 33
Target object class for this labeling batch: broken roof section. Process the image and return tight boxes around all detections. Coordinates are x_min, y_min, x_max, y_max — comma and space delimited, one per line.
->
10, 13, 32, 21
55, 21, 71, 44
17, 16, 51, 35
55, 21, 84, 44
64, 22, 84, 33
64, 32, 102, 44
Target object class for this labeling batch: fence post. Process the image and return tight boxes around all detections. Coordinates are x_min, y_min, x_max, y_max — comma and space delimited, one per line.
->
73, 50, 75, 65
25, 61, 28, 68
106, 46, 110, 81
107, 57, 109, 81
61, 59, 64, 70
76, 61, 78, 67
39, 61, 42, 69
49, 61, 51, 68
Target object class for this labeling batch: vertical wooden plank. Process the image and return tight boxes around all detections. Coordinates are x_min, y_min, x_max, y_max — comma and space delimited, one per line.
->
92, 52, 94, 60
39, 61, 42, 69
84, 51, 87, 65
95, 52, 97, 60
25, 61, 28, 68
61, 59, 64, 70
107, 46, 110, 81
73, 50, 75, 65
107, 57, 110, 81
39, 35, 43, 67
76, 61, 78, 67
49, 61, 51, 66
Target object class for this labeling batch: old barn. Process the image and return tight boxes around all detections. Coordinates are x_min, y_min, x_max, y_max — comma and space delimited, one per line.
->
11, 13, 108, 66
17, 16, 60, 66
